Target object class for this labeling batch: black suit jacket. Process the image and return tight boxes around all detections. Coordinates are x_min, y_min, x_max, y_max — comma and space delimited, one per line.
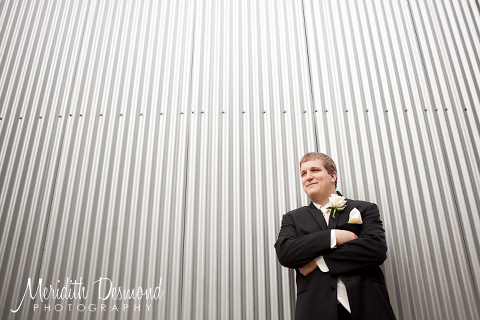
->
275, 196, 396, 320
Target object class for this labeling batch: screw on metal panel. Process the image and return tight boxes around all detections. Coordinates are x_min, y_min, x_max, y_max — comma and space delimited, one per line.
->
366, 109, 369, 112
80, 114, 82, 117
201, 111, 204, 114
140, 113, 143, 116
100, 114, 103, 116
120, 114, 123, 116
283, 111, 286, 113
20, 117, 22, 120
303, 111, 306, 113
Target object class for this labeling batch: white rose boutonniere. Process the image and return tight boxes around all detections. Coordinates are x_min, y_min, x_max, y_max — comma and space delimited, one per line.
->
327, 194, 347, 219
348, 208, 363, 224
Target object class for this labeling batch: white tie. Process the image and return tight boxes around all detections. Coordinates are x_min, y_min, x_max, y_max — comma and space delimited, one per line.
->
321, 205, 331, 226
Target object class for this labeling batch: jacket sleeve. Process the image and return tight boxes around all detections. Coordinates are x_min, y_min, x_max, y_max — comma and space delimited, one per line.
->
275, 211, 333, 269
323, 203, 388, 276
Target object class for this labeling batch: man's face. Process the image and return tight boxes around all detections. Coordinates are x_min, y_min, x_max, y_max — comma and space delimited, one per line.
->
300, 159, 337, 203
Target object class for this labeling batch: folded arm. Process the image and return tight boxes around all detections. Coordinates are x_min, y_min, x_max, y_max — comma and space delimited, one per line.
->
275, 212, 332, 269
299, 229, 358, 276
324, 203, 387, 276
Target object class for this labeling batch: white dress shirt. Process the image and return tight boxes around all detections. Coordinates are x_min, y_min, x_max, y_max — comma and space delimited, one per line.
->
313, 202, 351, 313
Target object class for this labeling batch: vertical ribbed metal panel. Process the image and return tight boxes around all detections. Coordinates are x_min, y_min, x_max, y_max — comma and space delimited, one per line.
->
0, 1, 91, 320
1, 1, 479, 320
183, 1, 314, 319
304, 0, 480, 319
34, 0, 196, 319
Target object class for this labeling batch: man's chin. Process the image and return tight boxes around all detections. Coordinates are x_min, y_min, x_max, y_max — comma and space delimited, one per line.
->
305, 191, 318, 199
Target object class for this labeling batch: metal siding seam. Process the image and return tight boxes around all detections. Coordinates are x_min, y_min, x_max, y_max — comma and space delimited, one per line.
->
181, 0, 197, 317
408, 1, 469, 315
368, 1, 410, 318
187, 0, 208, 315
292, 0, 316, 155
386, 0, 441, 317
393, 0, 451, 318
35, 0, 91, 299
427, 0, 480, 315
2, 0, 89, 317
381, 1, 432, 318
300, 0, 319, 151
438, 0, 480, 269
412, 0, 480, 317
317, 0, 336, 155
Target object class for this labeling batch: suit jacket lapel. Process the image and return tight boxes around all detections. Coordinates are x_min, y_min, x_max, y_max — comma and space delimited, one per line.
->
307, 202, 328, 230
328, 191, 345, 229
329, 198, 352, 229
328, 210, 338, 230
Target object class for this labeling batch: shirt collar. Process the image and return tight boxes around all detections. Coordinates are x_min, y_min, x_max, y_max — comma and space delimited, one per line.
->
313, 202, 331, 211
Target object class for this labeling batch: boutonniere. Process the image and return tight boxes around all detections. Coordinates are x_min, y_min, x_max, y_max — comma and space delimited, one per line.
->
348, 208, 363, 224
327, 194, 346, 219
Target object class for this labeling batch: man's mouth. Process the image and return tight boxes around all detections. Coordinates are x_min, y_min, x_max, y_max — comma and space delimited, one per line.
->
307, 182, 317, 187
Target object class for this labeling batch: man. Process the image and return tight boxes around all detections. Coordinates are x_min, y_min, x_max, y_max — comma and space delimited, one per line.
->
275, 152, 396, 320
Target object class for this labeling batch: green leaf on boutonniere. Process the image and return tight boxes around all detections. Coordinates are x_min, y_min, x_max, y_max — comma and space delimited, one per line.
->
328, 205, 346, 219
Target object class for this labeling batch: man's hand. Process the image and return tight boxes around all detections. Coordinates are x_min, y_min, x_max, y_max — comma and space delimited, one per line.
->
298, 259, 318, 277
335, 229, 358, 245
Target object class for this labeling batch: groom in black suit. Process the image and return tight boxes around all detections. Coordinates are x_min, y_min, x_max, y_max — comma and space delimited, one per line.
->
275, 152, 396, 320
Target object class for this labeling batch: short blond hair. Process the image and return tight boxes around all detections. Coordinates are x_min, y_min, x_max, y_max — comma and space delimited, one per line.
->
299, 152, 337, 187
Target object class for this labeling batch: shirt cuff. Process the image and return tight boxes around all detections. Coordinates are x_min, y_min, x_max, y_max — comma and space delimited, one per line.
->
315, 231, 336, 272
315, 256, 329, 272
330, 230, 337, 248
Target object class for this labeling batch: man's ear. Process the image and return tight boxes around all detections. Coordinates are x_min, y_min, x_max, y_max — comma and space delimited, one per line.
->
330, 171, 337, 184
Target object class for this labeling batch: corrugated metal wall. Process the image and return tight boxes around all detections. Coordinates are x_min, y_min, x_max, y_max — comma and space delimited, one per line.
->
1, 0, 479, 319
